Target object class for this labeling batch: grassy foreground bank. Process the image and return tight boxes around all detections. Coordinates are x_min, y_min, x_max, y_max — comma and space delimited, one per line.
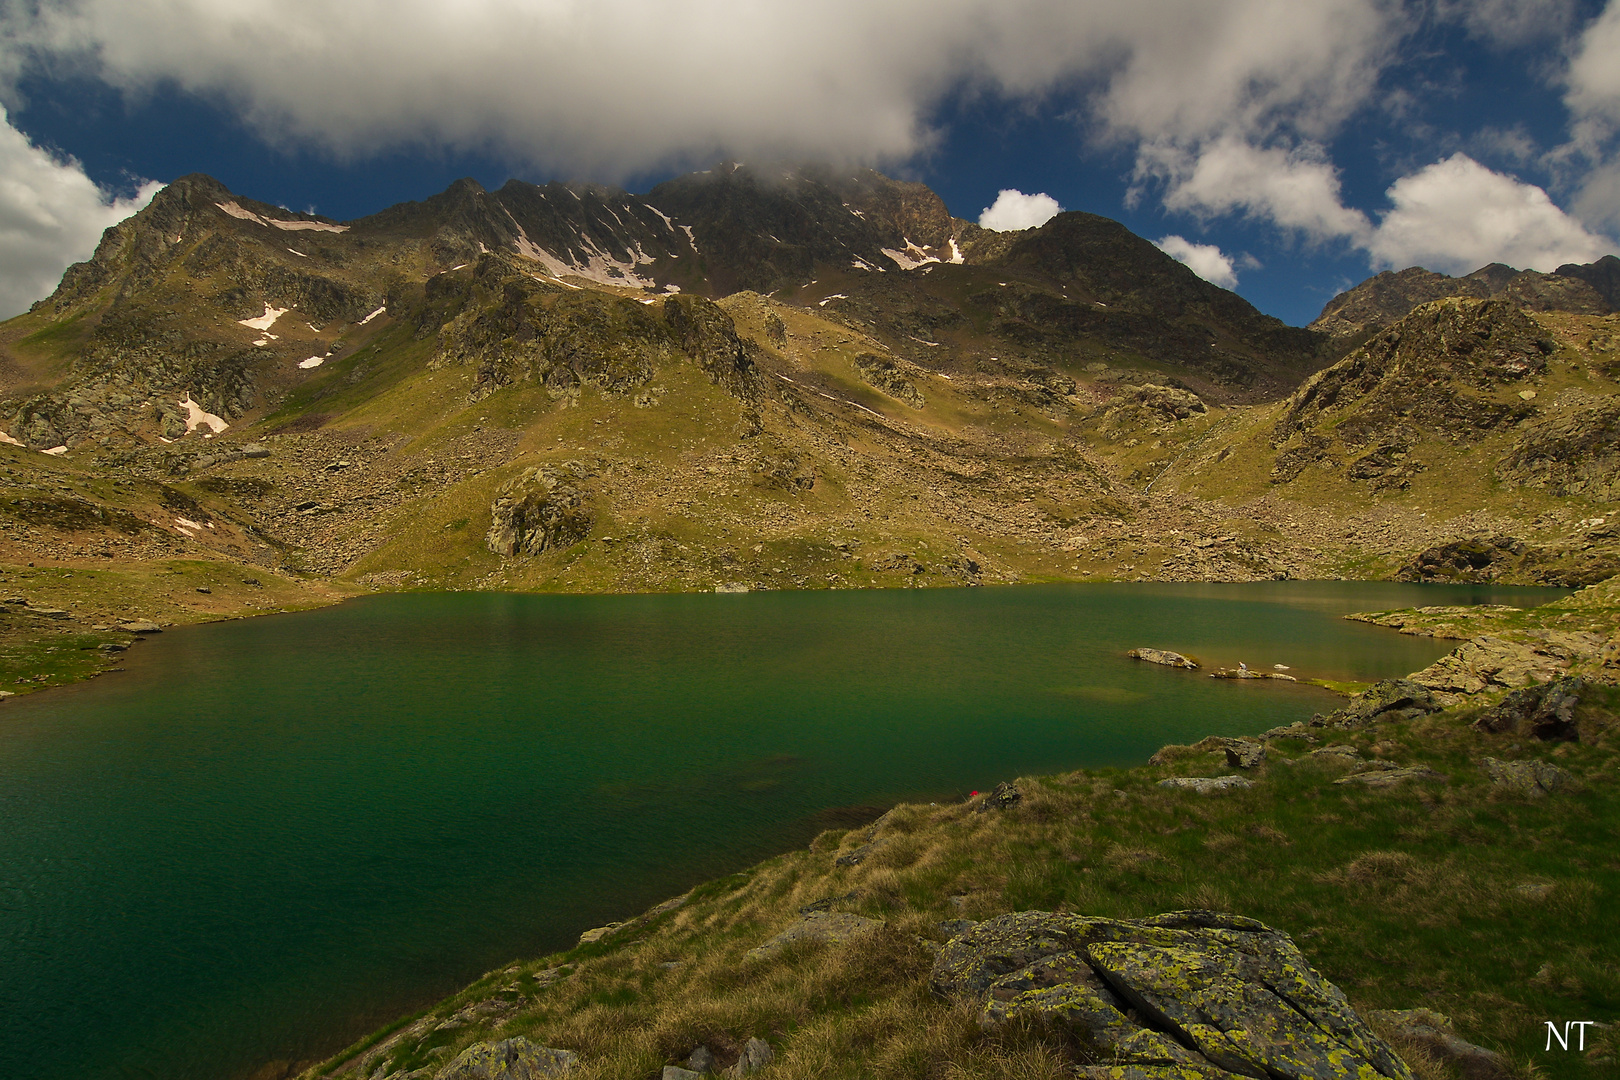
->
298, 662, 1619, 1080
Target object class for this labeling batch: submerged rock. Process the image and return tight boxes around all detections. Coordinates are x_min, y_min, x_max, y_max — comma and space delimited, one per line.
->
1128, 648, 1199, 669
931, 910, 1412, 1080
435, 1037, 576, 1079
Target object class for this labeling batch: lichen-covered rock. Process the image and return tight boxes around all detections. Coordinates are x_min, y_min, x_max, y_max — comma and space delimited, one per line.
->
745, 910, 883, 960
1479, 757, 1574, 796
435, 1037, 576, 1079
932, 910, 1412, 1080
977, 781, 1022, 811
1129, 648, 1199, 669
485, 464, 593, 557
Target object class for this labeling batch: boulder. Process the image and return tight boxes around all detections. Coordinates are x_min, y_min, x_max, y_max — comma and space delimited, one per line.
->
1128, 648, 1199, 670
486, 464, 593, 557
120, 620, 162, 633
1157, 776, 1253, 795
745, 910, 883, 961
726, 1038, 774, 1078
1479, 757, 1575, 796
1471, 676, 1584, 741
663, 1069, 701, 1080
931, 910, 1412, 1080
1311, 680, 1439, 728
435, 1037, 576, 1080
1224, 742, 1266, 769
685, 1046, 717, 1074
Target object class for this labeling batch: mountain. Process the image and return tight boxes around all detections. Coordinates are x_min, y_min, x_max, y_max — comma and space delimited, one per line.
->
0, 165, 1616, 664
1309, 257, 1619, 340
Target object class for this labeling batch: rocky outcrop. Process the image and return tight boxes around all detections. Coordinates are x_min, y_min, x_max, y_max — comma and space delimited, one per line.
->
1310, 260, 1616, 340
1395, 537, 1526, 583
1412, 635, 1604, 702
1495, 388, 1620, 500
931, 909, 1413, 1080
1311, 680, 1441, 728
435, 1037, 576, 1079
1479, 756, 1575, 796
485, 464, 593, 557
1274, 300, 1550, 469
1128, 648, 1199, 669
853, 352, 925, 408
1470, 676, 1587, 741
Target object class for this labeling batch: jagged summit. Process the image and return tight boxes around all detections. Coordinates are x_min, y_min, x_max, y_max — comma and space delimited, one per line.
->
1311, 256, 1620, 340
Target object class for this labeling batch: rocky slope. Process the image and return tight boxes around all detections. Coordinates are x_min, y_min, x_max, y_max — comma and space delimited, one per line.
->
0, 167, 1614, 680
1308, 257, 1620, 341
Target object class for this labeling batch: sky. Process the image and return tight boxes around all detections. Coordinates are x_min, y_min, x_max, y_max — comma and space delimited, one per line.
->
1, 0, 1619, 326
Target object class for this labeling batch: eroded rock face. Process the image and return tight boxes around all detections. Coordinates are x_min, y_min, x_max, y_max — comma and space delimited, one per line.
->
931, 910, 1412, 1080
435, 1037, 576, 1079
486, 464, 592, 557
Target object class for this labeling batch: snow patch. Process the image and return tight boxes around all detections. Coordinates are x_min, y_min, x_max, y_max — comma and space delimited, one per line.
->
644, 204, 676, 232
0, 431, 22, 447
881, 238, 940, 270
287, 247, 307, 257
851, 257, 880, 272
818, 294, 848, 306
948, 238, 964, 264
174, 517, 202, 536
216, 200, 348, 232
178, 395, 229, 434
252, 337, 272, 347
359, 305, 387, 325
908, 335, 940, 347
679, 225, 698, 251
41, 445, 68, 456
298, 355, 329, 369
239, 304, 289, 331
510, 222, 659, 289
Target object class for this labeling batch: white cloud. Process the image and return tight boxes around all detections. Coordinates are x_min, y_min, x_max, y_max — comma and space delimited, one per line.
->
1140, 136, 1371, 242
978, 189, 1062, 231
1447, 0, 1577, 46
0, 0, 1406, 178
1563, 2, 1620, 233
1367, 154, 1610, 274
1154, 235, 1239, 288
0, 109, 158, 319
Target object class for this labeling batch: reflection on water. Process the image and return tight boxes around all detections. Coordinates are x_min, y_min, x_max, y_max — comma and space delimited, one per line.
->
0, 581, 1567, 1080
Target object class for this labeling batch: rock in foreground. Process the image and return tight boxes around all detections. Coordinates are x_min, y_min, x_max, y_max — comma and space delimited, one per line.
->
436, 1037, 576, 1079
931, 909, 1413, 1080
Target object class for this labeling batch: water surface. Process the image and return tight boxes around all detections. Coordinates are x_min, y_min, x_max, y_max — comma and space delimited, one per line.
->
0, 581, 1566, 1079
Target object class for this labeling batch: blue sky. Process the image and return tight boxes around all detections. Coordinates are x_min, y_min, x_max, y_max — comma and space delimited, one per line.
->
2, 0, 1618, 326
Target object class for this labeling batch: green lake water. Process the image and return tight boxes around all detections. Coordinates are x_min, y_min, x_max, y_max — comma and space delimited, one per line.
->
0, 581, 1569, 1080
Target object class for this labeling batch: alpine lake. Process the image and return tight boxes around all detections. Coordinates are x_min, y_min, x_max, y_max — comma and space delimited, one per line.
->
0, 581, 1570, 1080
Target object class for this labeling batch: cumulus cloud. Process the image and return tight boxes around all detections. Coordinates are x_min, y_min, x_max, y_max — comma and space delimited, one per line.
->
1153, 235, 1239, 288
0, 109, 158, 319
0, 0, 1406, 177
1563, 2, 1620, 233
1447, 0, 1577, 46
1139, 136, 1371, 241
1366, 154, 1611, 274
978, 189, 1062, 231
